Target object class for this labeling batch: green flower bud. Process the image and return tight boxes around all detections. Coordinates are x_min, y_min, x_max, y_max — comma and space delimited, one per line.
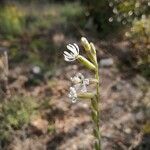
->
78, 92, 95, 99
77, 55, 96, 71
91, 97, 98, 111
93, 128, 100, 139
91, 110, 98, 123
81, 37, 91, 51
90, 42, 96, 54
89, 78, 99, 84
89, 42, 97, 65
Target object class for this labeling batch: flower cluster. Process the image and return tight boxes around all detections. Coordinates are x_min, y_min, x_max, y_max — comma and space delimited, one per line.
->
68, 73, 89, 103
63, 37, 97, 103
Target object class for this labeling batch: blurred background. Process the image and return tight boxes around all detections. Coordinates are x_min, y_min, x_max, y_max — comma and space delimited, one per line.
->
0, 0, 149, 149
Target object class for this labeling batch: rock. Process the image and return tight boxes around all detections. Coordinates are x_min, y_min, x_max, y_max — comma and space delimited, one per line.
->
135, 111, 144, 121
124, 128, 131, 134
32, 66, 41, 74
85, 18, 94, 30
111, 80, 125, 92
30, 117, 49, 135
100, 58, 114, 67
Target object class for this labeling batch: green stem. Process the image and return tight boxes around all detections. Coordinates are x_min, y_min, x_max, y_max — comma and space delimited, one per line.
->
96, 65, 101, 149
91, 63, 101, 150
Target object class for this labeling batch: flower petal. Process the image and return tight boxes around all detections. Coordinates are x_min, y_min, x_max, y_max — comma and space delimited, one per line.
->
64, 57, 70, 62
64, 56, 75, 62
80, 84, 87, 92
67, 44, 77, 55
73, 43, 79, 53
72, 98, 77, 103
64, 51, 73, 58
84, 79, 89, 85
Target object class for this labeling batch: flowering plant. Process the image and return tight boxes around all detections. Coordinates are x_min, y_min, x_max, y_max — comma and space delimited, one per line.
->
63, 37, 101, 150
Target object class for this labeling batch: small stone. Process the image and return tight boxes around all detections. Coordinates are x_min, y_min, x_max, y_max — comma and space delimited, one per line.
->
32, 66, 41, 74
124, 128, 131, 134
111, 81, 124, 92
135, 111, 144, 121
100, 58, 114, 67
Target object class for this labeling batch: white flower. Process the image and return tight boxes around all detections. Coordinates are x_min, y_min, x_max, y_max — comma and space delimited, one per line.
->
63, 43, 79, 62
68, 87, 77, 103
71, 73, 89, 93
68, 73, 90, 103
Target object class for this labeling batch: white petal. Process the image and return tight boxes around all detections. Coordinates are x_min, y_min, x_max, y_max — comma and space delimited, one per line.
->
63, 54, 74, 60
74, 84, 81, 91
77, 73, 84, 80
71, 76, 81, 84
70, 86, 75, 91
80, 84, 87, 92
72, 98, 77, 103
67, 44, 77, 55
68, 93, 72, 98
63, 54, 69, 60
65, 54, 76, 61
73, 43, 79, 53
64, 54, 75, 61
64, 56, 72, 62
64, 51, 73, 58
64, 55, 75, 61
68, 44, 75, 50
84, 79, 89, 85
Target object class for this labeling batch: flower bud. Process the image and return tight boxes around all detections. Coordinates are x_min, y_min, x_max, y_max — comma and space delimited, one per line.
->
81, 37, 91, 51
77, 55, 96, 71
90, 42, 96, 54
78, 92, 95, 99
91, 110, 98, 123
70, 76, 81, 84
93, 128, 100, 139
89, 43, 98, 65
89, 78, 99, 84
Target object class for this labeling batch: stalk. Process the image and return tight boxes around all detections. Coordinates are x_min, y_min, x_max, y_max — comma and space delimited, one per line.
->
91, 63, 101, 150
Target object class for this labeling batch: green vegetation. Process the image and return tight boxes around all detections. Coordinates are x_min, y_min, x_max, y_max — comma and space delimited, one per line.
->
126, 16, 150, 64
0, 5, 25, 37
81, 0, 149, 77
0, 2, 83, 38
81, 0, 150, 34
125, 16, 150, 78
0, 96, 38, 142
0, 2, 84, 71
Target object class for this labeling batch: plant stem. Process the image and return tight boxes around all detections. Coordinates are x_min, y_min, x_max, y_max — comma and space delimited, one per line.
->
96, 65, 101, 149
91, 63, 101, 150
